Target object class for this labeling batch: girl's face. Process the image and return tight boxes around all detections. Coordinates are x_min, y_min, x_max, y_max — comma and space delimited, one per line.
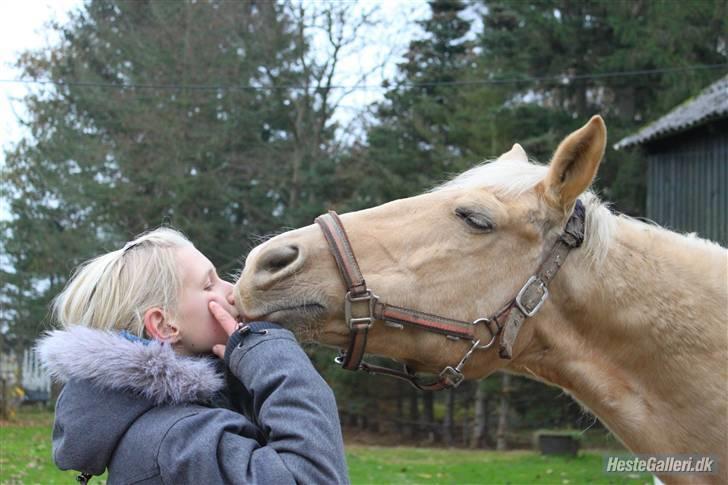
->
173, 245, 239, 355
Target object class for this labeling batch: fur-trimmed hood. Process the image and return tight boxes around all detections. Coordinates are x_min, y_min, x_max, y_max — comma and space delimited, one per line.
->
37, 326, 224, 405
36, 326, 227, 475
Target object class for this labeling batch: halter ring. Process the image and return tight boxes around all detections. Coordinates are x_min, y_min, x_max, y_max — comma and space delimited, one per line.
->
472, 317, 498, 349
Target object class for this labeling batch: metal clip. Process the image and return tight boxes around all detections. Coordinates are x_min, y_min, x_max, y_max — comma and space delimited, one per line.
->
456, 339, 480, 371
438, 366, 465, 388
344, 290, 378, 330
515, 276, 548, 317
439, 338, 482, 388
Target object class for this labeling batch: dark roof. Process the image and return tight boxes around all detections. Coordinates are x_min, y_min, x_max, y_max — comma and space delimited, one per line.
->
614, 74, 728, 150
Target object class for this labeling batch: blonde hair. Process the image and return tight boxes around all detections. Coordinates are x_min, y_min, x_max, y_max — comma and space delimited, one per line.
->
52, 227, 193, 336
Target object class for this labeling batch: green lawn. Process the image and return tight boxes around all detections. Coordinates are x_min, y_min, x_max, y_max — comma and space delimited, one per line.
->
346, 446, 650, 484
1, 409, 650, 485
0, 407, 102, 484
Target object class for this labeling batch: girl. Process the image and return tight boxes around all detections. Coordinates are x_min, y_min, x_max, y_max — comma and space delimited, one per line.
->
37, 227, 349, 484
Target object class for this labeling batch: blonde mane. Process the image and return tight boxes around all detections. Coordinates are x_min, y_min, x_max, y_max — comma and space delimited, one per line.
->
433, 157, 725, 267
433, 158, 616, 265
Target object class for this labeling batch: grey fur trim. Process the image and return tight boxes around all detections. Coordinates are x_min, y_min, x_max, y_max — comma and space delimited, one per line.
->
37, 326, 224, 405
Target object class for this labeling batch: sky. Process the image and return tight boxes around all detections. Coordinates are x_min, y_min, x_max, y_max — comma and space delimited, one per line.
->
1, 0, 81, 151
0, 0, 81, 224
0, 0, 436, 222
0, 0, 432, 159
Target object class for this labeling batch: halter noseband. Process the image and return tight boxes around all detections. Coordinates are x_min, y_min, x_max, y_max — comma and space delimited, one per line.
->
315, 200, 585, 391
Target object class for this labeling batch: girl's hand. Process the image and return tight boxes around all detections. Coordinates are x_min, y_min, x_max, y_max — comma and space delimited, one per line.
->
209, 301, 238, 359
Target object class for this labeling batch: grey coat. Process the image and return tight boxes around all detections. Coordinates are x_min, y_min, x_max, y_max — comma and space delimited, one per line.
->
37, 325, 349, 484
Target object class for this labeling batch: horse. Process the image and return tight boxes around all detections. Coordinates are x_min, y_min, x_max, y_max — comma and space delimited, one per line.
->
234, 116, 727, 484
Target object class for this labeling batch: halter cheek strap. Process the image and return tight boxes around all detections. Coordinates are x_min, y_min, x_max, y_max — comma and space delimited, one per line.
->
315, 200, 585, 390
316, 211, 373, 370
498, 200, 586, 358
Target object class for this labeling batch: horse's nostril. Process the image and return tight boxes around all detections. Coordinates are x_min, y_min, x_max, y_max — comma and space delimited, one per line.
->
259, 245, 299, 273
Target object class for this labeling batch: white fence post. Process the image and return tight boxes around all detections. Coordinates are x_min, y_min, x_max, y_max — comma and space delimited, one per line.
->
22, 347, 51, 402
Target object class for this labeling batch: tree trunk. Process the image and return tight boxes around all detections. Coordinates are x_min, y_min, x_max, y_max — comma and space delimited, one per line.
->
369, 399, 379, 432
443, 388, 455, 447
357, 414, 367, 430
396, 385, 404, 435
462, 401, 470, 446
422, 391, 436, 443
408, 389, 420, 439
496, 373, 511, 451
471, 379, 488, 448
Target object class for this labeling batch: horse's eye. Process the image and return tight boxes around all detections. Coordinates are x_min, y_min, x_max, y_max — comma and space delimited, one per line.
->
455, 208, 494, 232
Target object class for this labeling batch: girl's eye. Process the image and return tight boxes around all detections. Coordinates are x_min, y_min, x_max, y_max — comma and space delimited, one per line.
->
204, 281, 213, 290
455, 207, 494, 232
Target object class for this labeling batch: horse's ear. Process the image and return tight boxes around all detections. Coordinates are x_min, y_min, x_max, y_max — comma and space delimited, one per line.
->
541, 115, 606, 209
500, 143, 528, 162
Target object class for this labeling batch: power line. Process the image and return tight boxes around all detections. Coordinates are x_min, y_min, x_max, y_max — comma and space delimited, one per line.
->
0, 63, 726, 93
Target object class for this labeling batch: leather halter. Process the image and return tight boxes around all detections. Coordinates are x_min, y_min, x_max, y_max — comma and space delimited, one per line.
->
315, 200, 586, 391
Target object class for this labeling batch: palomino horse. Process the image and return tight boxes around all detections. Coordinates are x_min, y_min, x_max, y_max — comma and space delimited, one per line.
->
235, 116, 727, 484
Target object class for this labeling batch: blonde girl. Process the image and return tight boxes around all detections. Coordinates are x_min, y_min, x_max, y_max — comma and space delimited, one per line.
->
38, 227, 349, 484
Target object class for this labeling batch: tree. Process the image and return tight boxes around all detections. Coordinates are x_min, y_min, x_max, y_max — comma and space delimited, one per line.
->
346, 0, 476, 208
495, 373, 511, 450
477, 0, 728, 213
1, 0, 355, 344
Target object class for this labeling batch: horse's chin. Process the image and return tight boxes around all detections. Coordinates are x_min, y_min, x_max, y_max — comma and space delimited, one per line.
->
241, 303, 334, 343
245, 303, 325, 325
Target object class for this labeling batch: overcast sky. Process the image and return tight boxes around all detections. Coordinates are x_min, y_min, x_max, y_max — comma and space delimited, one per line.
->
0, 1, 438, 223
1, 1, 79, 151
0, 0, 438, 219
0, 1, 433, 157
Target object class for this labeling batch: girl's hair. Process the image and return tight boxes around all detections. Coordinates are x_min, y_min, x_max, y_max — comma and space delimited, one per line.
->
52, 227, 193, 336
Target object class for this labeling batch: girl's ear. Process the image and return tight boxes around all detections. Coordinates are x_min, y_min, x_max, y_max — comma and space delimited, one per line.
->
143, 307, 180, 343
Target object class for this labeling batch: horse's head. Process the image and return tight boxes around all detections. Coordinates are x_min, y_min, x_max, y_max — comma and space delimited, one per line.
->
235, 116, 607, 379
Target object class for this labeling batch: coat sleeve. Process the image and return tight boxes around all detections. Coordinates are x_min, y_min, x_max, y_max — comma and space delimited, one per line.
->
156, 327, 350, 485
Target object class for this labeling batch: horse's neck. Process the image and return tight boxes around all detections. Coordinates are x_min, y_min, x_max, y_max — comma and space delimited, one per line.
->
514, 216, 727, 459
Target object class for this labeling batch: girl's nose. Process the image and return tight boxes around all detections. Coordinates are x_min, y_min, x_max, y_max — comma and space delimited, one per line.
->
226, 291, 235, 305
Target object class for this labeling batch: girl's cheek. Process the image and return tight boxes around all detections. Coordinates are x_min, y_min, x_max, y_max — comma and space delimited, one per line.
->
210, 318, 228, 340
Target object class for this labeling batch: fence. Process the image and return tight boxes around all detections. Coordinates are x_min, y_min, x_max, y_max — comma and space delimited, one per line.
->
0, 346, 51, 418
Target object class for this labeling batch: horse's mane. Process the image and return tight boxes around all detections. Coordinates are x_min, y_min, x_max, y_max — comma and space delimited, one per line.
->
431, 157, 725, 267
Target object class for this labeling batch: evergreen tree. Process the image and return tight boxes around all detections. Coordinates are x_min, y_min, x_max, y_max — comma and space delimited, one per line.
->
1, 0, 341, 344
349, 0, 476, 207
477, 0, 727, 213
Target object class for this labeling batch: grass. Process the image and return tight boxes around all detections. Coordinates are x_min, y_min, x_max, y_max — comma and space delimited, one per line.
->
346, 446, 651, 484
0, 407, 107, 484
1, 408, 651, 485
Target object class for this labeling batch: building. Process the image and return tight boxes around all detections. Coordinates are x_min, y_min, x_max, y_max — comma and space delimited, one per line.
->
615, 75, 727, 246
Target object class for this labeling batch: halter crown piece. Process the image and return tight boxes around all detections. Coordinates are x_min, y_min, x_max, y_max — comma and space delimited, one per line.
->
315, 200, 586, 391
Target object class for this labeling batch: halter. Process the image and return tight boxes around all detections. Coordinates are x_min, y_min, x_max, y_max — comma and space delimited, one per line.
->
315, 200, 585, 391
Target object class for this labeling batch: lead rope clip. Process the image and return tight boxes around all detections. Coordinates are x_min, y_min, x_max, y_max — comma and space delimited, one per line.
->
77, 472, 92, 484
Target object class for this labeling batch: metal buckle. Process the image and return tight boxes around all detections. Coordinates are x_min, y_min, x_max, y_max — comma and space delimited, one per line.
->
515, 276, 548, 317
345, 290, 377, 330
438, 366, 465, 388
